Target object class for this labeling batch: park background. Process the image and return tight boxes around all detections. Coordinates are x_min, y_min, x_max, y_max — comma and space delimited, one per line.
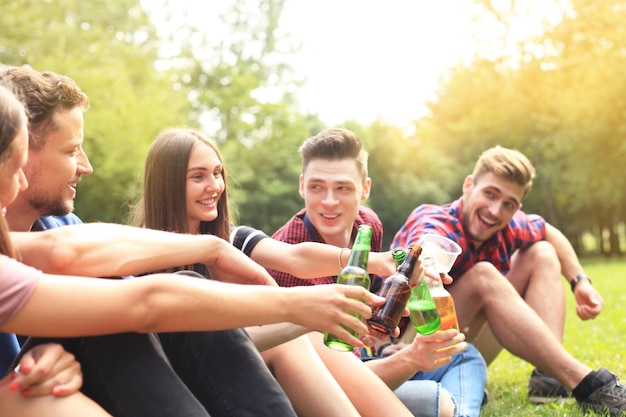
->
1, 1, 625, 415
1, 0, 624, 256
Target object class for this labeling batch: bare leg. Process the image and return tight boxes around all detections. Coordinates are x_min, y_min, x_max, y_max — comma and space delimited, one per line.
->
466, 242, 564, 366
507, 241, 565, 341
262, 336, 361, 417
450, 261, 591, 390
307, 332, 421, 417
0, 374, 111, 417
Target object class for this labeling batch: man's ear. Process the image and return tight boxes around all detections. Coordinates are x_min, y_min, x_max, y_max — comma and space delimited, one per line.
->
298, 174, 305, 198
361, 177, 372, 200
462, 175, 474, 194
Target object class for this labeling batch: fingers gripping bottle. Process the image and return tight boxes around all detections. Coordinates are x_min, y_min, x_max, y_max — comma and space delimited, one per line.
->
324, 225, 372, 352
367, 245, 422, 335
407, 253, 441, 335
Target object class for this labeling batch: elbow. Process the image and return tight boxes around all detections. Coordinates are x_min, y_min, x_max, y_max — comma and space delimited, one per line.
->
37, 233, 81, 274
126, 278, 171, 334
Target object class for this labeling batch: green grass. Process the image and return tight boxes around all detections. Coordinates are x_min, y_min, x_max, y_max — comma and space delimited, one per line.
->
480, 258, 626, 416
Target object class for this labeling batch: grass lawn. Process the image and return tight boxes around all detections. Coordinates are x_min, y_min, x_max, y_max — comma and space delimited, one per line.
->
480, 257, 626, 416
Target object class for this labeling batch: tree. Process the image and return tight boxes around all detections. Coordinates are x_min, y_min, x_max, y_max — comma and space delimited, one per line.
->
415, 0, 626, 256
145, 0, 323, 233
0, 0, 191, 223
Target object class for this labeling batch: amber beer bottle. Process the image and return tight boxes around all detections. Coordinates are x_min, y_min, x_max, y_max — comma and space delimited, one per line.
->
427, 276, 460, 331
367, 245, 422, 335
407, 254, 441, 335
324, 225, 372, 352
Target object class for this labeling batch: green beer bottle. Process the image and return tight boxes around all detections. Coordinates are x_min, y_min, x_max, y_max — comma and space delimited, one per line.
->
391, 246, 408, 267
407, 253, 441, 335
324, 224, 372, 351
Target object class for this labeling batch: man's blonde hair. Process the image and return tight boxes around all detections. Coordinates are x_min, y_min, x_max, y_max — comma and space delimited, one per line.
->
472, 146, 536, 200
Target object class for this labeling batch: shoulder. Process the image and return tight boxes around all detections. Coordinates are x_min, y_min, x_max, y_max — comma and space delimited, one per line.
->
272, 209, 308, 242
392, 202, 460, 247
230, 225, 270, 257
507, 210, 546, 242
0, 256, 42, 327
511, 210, 545, 226
357, 206, 382, 225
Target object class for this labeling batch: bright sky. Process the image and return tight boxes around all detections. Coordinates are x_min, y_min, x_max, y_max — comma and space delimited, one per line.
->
279, 1, 476, 125
144, 0, 564, 126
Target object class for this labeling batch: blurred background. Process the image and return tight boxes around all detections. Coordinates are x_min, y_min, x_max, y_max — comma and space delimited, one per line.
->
1, 0, 624, 254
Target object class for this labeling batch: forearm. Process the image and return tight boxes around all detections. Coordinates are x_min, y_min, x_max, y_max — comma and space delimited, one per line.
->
365, 349, 418, 390
544, 223, 585, 280
12, 223, 222, 276
252, 239, 394, 278
7, 274, 373, 347
6, 275, 294, 337
245, 323, 312, 351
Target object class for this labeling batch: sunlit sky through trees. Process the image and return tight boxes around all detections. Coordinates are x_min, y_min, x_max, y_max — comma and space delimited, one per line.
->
143, 0, 566, 125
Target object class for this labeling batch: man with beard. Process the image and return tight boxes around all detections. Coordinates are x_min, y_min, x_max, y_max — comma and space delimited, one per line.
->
0, 65, 302, 417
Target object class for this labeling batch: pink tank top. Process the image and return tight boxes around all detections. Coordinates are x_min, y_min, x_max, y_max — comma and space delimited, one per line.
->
0, 255, 41, 328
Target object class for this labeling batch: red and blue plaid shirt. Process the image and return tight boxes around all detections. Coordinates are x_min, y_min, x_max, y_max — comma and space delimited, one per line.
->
392, 198, 546, 281
270, 206, 384, 289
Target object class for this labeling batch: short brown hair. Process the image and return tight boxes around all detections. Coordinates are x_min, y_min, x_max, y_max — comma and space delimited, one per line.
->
299, 128, 368, 182
0, 66, 89, 150
473, 146, 536, 200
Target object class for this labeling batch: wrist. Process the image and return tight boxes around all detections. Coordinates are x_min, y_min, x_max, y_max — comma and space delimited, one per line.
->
377, 343, 392, 357
338, 248, 350, 270
570, 273, 591, 293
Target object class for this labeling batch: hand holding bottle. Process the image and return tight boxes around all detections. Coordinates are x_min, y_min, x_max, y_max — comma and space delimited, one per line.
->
324, 225, 373, 351
407, 329, 468, 371
367, 245, 422, 335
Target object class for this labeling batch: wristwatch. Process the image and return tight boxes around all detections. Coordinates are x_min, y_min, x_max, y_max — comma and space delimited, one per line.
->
570, 274, 592, 293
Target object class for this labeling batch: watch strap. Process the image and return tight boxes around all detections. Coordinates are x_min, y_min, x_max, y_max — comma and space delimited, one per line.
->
570, 274, 591, 293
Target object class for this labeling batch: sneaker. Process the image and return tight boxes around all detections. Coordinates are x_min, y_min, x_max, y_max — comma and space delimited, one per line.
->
481, 389, 489, 407
578, 367, 626, 416
528, 368, 572, 403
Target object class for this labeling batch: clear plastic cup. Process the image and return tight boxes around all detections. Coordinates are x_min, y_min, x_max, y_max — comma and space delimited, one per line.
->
417, 234, 462, 274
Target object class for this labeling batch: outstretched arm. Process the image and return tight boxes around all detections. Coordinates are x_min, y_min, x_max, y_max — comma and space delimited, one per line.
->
247, 237, 397, 278
12, 223, 275, 286
3, 265, 383, 348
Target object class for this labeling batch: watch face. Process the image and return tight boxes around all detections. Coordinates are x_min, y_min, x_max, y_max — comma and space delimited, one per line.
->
571, 274, 591, 292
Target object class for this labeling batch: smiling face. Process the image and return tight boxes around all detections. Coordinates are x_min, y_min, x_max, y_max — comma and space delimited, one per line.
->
299, 158, 371, 247
0, 119, 29, 211
16, 108, 92, 221
461, 172, 524, 248
185, 142, 225, 234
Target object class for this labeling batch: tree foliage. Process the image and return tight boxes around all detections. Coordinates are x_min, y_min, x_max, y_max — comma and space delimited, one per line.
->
416, 0, 626, 256
1, 0, 624, 256
143, 0, 321, 232
0, 0, 191, 223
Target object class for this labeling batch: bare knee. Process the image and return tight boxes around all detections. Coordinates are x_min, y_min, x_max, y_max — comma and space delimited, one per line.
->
456, 261, 505, 295
439, 389, 457, 417
513, 241, 560, 274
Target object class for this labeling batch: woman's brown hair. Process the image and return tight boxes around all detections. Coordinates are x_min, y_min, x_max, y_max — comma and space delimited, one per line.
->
132, 128, 231, 241
0, 83, 28, 257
